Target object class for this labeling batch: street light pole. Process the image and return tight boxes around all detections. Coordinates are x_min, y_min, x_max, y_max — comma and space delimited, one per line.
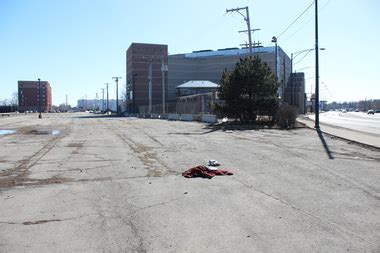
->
105, 83, 110, 112
271, 36, 278, 79
38, 78, 42, 119
112, 77, 122, 116
161, 59, 168, 114
100, 88, 105, 112
315, 0, 320, 129
290, 53, 293, 105
148, 61, 152, 114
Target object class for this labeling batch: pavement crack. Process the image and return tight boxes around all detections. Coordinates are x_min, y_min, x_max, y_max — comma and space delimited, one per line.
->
233, 177, 379, 247
23, 219, 61, 225
132, 198, 181, 214
128, 219, 146, 253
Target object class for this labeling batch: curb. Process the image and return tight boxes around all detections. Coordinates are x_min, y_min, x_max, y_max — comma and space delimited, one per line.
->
297, 118, 380, 151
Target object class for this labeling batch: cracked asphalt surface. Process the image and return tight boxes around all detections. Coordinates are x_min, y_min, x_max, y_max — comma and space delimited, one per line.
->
0, 113, 379, 252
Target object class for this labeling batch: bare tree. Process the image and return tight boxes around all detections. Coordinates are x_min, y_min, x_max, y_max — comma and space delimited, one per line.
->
10, 91, 18, 106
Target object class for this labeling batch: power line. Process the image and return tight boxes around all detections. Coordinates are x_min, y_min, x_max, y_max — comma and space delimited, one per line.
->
277, 1, 314, 39
294, 50, 313, 66
282, 0, 332, 44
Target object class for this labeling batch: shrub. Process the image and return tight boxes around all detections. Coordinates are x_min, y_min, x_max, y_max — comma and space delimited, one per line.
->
276, 105, 298, 128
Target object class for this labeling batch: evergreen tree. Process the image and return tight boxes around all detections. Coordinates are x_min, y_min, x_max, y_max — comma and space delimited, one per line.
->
217, 56, 279, 123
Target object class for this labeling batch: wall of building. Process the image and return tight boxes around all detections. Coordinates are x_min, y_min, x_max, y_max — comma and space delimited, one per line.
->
168, 46, 291, 102
126, 43, 168, 112
18, 80, 52, 112
284, 72, 306, 114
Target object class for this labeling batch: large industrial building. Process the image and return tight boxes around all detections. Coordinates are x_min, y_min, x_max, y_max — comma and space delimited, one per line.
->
18, 80, 52, 112
126, 43, 303, 113
77, 99, 117, 112
167, 46, 291, 102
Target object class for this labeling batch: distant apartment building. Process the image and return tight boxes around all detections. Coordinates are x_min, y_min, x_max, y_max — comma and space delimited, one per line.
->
126, 43, 168, 112
126, 43, 297, 113
18, 80, 52, 112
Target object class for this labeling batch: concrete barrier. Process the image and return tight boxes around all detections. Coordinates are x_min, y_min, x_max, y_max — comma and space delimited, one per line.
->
160, 114, 168, 120
201, 114, 217, 124
168, 114, 179, 121
180, 114, 193, 121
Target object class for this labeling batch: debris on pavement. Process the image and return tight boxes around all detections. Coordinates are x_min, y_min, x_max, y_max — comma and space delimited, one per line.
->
208, 160, 220, 166
182, 165, 233, 179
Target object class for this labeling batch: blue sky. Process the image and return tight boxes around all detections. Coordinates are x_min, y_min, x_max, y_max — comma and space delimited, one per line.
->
1, 0, 379, 106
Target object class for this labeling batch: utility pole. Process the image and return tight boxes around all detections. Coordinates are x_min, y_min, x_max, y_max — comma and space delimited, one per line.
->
95, 93, 98, 111
315, 0, 320, 129
226, 6, 255, 56
112, 77, 122, 116
65, 94, 68, 111
100, 88, 105, 112
105, 83, 110, 112
290, 53, 293, 105
283, 55, 286, 103
161, 59, 168, 114
38, 78, 42, 119
148, 60, 152, 114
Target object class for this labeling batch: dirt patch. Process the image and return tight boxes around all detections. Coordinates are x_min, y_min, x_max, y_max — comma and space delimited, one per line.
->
147, 169, 163, 177
0, 176, 71, 188
15, 126, 50, 135
66, 143, 83, 148
66, 142, 83, 154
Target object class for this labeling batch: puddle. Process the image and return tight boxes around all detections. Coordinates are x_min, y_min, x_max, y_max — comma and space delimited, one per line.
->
0, 130, 16, 136
52, 130, 60, 135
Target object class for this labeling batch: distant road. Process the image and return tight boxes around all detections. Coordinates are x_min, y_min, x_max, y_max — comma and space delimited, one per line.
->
308, 111, 380, 135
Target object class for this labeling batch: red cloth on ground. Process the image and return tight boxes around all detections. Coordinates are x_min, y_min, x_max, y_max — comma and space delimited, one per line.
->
182, 165, 233, 179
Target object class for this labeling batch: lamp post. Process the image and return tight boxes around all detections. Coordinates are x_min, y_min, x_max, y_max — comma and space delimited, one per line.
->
131, 73, 137, 113
112, 77, 122, 116
271, 36, 278, 79
161, 59, 168, 114
105, 83, 110, 112
315, 0, 320, 129
38, 78, 42, 119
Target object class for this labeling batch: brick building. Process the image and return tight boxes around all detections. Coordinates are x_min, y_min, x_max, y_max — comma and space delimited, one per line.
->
18, 80, 52, 112
126, 43, 168, 112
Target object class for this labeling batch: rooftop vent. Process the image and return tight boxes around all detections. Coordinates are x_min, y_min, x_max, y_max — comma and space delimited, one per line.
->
192, 49, 213, 53
217, 47, 239, 51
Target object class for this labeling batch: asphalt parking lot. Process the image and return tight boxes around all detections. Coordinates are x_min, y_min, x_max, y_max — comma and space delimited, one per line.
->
0, 113, 379, 252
